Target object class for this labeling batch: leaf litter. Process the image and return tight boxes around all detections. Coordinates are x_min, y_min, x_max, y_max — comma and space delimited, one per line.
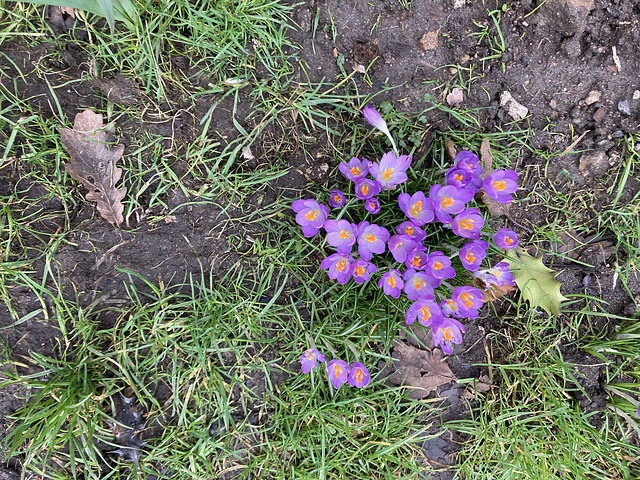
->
61, 109, 127, 226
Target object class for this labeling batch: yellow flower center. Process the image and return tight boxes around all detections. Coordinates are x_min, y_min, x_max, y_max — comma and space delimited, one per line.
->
410, 201, 422, 217
305, 210, 318, 221
382, 168, 394, 180
460, 293, 473, 308
405, 227, 414, 235
412, 256, 421, 267
446, 299, 457, 310
459, 219, 474, 230
387, 276, 396, 288
420, 305, 431, 321
333, 195, 341, 202
455, 174, 463, 181
505, 236, 513, 245
355, 266, 365, 276
336, 260, 347, 272
442, 327, 453, 341
334, 364, 342, 377
350, 166, 361, 176
365, 233, 377, 243
493, 180, 506, 191
433, 261, 443, 270
415, 280, 426, 290
441, 197, 454, 208
361, 185, 369, 196
355, 369, 363, 383
339, 230, 350, 239
466, 252, 476, 263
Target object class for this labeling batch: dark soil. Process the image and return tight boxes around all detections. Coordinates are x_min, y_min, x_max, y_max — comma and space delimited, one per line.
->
1, 0, 640, 478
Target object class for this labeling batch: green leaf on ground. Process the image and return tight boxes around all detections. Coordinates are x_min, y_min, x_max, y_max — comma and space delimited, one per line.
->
506, 247, 568, 316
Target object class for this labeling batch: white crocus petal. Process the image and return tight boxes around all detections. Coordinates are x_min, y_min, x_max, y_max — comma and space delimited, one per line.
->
363, 105, 399, 157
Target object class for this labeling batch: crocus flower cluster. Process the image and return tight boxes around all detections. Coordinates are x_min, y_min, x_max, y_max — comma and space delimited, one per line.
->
300, 349, 371, 389
294, 105, 521, 380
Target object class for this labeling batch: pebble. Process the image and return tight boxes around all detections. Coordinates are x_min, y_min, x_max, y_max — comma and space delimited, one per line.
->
634, 90, 640, 100
593, 106, 606, 122
500, 91, 529, 120
584, 90, 601, 105
618, 100, 631, 115
611, 130, 624, 139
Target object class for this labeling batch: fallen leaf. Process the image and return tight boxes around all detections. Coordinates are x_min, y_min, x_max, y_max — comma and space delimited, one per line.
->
444, 139, 457, 162
378, 340, 456, 399
481, 281, 518, 303
479, 138, 510, 218
505, 247, 568, 316
61, 109, 127, 226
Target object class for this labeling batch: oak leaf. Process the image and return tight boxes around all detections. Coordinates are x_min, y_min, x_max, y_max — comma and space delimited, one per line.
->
379, 340, 456, 399
61, 109, 126, 226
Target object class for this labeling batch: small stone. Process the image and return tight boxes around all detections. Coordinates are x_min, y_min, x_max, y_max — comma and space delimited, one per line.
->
417, 31, 439, 51
585, 90, 601, 105
611, 130, 624, 139
500, 91, 529, 120
446, 87, 464, 106
579, 151, 610, 177
453, 0, 465, 8
633, 90, 640, 100
618, 100, 631, 116
549, 99, 557, 108
593, 106, 606, 122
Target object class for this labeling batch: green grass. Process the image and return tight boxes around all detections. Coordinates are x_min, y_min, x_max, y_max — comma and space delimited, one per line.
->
1, 1, 640, 479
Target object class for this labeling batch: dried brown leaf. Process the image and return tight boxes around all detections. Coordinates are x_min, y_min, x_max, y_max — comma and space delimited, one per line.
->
479, 137, 510, 218
61, 109, 126, 226
379, 341, 456, 399
481, 282, 518, 303
444, 139, 457, 162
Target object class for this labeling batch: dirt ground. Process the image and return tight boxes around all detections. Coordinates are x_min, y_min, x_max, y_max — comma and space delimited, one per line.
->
1, 0, 640, 478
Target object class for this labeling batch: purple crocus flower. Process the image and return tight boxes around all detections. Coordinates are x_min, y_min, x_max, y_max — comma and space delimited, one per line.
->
377, 269, 404, 298
388, 234, 418, 263
494, 228, 519, 249
348, 362, 371, 388
364, 197, 381, 214
396, 221, 427, 242
405, 245, 429, 270
405, 298, 444, 327
425, 251, 456, 280
363, 105, 399, 156
320, 253, 353, 284
354, 178, 382, 200
451, 208, 485, 239
398, 191, 435, 226
459, 240, 488, 271
431, 316, 466, 354
339, 157, 370, 182
403, 269, 439, 301
351, 259, 378, 284
440, 299, 462, 318
328, 189, 346, 208
327, 359, 350, 389
445, 167, 474, 191
429, 184, 474, 224
452, 286, 484, 319
357, 221, 390, 261
292, 199, 329, 237
324, 219, 358, 254
454, 150, 483, 177
476, 262, 516, 289
300, 348, 327, 374
482, 170, 518, 204
369, 151, 412, 189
